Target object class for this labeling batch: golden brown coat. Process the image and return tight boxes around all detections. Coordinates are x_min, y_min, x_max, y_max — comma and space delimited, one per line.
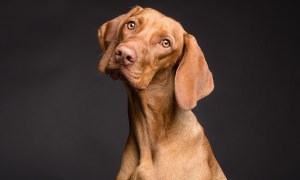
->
98, 6, 226, 180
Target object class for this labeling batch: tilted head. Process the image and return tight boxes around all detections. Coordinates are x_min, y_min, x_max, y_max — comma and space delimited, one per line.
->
98, 6, 214, 110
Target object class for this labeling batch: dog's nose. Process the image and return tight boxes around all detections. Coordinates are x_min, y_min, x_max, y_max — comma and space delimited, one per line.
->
115, 46, 137, 65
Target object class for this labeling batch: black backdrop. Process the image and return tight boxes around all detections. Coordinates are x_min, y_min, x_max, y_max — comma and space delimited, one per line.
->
1, 1, 299, 179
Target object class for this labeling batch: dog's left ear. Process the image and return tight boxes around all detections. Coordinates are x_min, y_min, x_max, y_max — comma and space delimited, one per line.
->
98, 6, 143, 73
175, 34, 214, 111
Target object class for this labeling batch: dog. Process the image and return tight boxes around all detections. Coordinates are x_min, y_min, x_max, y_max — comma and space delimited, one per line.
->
98, 6, 226, 180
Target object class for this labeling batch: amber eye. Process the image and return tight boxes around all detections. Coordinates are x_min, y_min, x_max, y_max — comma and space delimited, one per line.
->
161, 39, 171, 48
127, 21, 136, 30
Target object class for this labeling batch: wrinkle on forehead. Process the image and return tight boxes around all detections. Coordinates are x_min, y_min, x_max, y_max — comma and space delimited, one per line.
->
134, 8, 184, 31
123, 8, 185, 49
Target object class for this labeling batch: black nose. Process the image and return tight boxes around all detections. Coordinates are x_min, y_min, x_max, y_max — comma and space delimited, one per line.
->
115, 46, 137, 65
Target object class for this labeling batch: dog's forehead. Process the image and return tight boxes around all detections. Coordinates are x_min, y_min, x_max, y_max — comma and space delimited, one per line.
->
134, 8, 184, 33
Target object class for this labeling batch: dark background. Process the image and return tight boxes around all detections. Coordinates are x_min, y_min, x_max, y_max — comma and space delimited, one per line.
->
1, 0, 299, 179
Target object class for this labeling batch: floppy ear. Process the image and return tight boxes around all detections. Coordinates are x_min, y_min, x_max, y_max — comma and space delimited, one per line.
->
175, 34, 214, 110
98, 6, 143, 73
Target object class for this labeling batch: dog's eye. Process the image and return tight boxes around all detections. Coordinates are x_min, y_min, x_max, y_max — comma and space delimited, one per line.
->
161, 39, 171, 48
127, 21, 136, 30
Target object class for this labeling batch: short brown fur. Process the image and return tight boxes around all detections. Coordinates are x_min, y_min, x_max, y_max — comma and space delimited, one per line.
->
98, 6, 226, 180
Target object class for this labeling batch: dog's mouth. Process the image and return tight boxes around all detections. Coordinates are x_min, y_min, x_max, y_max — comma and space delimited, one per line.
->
105, 60, 146, 89
105, 66, 126, 81
105, 62, 148, 90
108, 68, 122, 80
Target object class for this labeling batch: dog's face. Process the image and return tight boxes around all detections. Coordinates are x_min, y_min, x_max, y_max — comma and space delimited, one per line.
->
99, 7, 185, 89
99, 6, 214, 110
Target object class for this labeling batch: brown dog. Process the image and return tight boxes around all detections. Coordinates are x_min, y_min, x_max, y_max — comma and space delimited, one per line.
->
98, 6, 226, 180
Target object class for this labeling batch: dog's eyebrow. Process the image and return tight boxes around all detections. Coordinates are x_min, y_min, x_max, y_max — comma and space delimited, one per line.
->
127, 15, 144, 24
128, 15, 139, 20
158, 31, 175, 42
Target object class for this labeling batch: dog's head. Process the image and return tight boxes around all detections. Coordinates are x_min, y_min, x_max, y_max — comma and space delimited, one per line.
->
98, 6, 214, 110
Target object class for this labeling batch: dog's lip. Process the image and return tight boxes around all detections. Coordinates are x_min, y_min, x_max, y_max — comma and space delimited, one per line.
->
105, 61, 145, 88
105, 65, 131, 81
120, 66, 142, 80
120, 66, 133, 80
110, 69, 121, 80
104, 64, 121, 80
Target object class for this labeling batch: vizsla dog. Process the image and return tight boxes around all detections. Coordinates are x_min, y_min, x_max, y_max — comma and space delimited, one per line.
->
98, 6, 226, 180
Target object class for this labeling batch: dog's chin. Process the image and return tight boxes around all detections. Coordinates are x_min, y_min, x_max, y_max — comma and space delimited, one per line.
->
121, 67, 149, 90
108, 69, 124, 80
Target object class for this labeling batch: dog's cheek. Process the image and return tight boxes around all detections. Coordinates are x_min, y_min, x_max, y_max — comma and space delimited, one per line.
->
166, 50, 182, 68
143, 67, 159, 87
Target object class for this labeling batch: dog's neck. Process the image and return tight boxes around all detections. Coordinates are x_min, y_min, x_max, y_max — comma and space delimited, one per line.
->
125, 68, 179, 161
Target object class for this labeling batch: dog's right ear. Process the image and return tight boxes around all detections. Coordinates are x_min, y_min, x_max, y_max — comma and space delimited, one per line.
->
98, 14, 124, 51
98, 6, 143, 73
